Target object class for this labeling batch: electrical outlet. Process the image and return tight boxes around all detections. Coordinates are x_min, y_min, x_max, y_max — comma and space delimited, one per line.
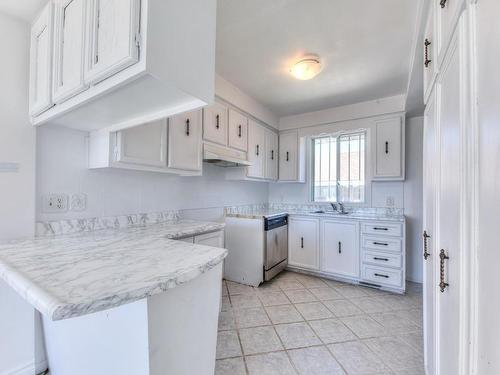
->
70, 193, 87, 211
43, 194, 69, 213
386, 196, 395, 207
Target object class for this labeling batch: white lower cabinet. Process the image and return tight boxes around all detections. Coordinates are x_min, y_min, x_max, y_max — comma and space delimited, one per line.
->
288, 217, 319, 270
194, 231, 225, 248
320, 220, 359, 278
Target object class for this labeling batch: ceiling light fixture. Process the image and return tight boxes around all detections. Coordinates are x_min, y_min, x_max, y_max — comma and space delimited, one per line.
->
290, 55, 322, 80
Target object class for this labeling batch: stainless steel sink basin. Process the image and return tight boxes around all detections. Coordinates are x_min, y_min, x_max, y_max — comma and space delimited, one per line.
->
310, 210, 349, 215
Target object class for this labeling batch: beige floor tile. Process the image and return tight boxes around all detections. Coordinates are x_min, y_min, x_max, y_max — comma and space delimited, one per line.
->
370, 311, 421, 334
334, 285, 369, 298
221, 281, 228, 297
215, 357, 246, 375
239, 326, 283, 355
288, 346, 346, 375
257, 279, 283, 292
323, 299, 364, 317
257, 290, 291, 306
221, 296, 231, 311
246, 351, 297, 375
350, 297, 392, 314
398, 332, 424, 355
391, 309, 423, 328
322, 278, 348, 288
234, 307, 271, 328
218, 309, 236, 331
231, 294, 262, 309
380, 294, 421, 311
295, 302, 334, 320
328, 340, 388, 375
284, 288, 318, 303
294, 274, 329, 288
277, 279, 307, 290
359, 286, 389, 297
392, 366, 425, 375
227, 281, 257, 296
340, 315, 386, 339
363, 336, 423, 371
265, 304, 304, 324
275, 322, 322, 349
308, 318, 357, 344
216, 330, 242, 359
308, 287, 343, 301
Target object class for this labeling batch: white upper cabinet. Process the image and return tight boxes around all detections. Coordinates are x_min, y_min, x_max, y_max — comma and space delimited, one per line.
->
30, 0, 217, 131
265, 129, 278, 180
52, 0, 88, 103
423, 2, 437, 104
115, 119, 167, 167
84, 0, 140, 84
279, 130, 305, 183
203, 103, 228, 146
373, 116, 405, 181
247, 120, 266, 179
436, 0, 465, 63
321, 220, 359, 278
228, 109, 248, 152
168, 110, 202, 172
288, 217, 319, 271
29, 2, 54, 116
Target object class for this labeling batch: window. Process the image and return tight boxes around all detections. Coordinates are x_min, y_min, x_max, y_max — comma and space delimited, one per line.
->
312, 132, 366, 203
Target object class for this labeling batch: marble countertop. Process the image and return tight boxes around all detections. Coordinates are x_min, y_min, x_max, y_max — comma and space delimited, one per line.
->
226, 210, 405, 222
0, 220, 226, 321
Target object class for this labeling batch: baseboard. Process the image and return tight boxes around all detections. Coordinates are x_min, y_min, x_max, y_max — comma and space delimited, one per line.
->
1, 362, 34, 375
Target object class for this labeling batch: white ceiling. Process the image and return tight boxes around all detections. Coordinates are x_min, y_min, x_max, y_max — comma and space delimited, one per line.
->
0, 0, 45, 22
216, 0, 420, 117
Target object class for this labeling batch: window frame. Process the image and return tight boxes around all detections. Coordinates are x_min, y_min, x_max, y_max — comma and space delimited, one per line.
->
310, 130, 368, 204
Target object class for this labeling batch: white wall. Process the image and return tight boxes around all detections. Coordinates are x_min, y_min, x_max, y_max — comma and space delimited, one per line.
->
36, 125, 269, 222
0, 12, 40, 375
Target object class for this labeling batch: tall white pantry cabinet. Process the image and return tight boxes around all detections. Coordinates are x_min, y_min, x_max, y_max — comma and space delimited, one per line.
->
422, 1, 478, 374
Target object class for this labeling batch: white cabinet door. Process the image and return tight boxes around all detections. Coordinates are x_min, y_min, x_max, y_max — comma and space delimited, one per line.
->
265, 130, 278, 180
247, 120, 266, 179
321, 220, 359, 278
423, 3, 437, 104
288, 217, 319, 270
423, 86, 437, 375
279, 131, 298, 181
373, 117, 404, 180
85, 0, 140, 84
228, 109, 248, 151
52, 0, 87, 103
29, 3, 54, 116
115, 119, 167, 167
194, 231, 224, 248
436, 0, 465, 62
203, 103, 228, 146
168, 109, 202, 171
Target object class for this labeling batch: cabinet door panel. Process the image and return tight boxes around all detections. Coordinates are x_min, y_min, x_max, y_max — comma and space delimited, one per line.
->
168, 110, 202, 171
53, 0, 87, 103
247, 120, 266, 178
279, 132, 297, 181
203, 103, 228, 146
265, 130, 278, 180
116, 120, 167, 167
228, 109, 248, 151
374, 117, 403, 179
423, 4, 437, 104
321, 221, 359, 278
29, 3, 54, 116
288, 218, 319, 270
85, 0, 140, 84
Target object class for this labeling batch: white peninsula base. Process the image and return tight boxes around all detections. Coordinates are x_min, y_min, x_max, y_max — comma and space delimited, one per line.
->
41, 263, 222, 375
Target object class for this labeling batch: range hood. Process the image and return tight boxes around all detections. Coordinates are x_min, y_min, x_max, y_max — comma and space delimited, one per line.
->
203, 143, 252, 167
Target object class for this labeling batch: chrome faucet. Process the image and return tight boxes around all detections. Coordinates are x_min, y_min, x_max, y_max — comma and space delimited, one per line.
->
338, 202, 346, 214
330, 203, 337, 212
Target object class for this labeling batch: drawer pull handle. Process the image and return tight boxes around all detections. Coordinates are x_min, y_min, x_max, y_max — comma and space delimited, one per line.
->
374, 257, 389, 262
439, 249, 450, 292
286, 151, 289, 162
301, 237, 304, 248
440, 0, 447, 8
385, 141, 389, 154
271, 150, 274, 160
216, 114, 220, 129
424, 39, 432, 68
423, 230, 431, 260
373, 227, 388, 231
338, 241, 342, 254
374, 273, 389, 279
185, 119, 190, 136
238, 125, 242, 138
373, 242, 388, 246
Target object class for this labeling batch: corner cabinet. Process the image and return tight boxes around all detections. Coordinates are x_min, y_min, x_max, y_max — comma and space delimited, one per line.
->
372, 115, 405, 181
278, 131, 306, 183
288, 217, 319, 270
321, 220, 359, 279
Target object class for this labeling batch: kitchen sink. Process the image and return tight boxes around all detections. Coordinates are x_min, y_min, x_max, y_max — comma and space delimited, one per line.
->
310, 210, 349, 215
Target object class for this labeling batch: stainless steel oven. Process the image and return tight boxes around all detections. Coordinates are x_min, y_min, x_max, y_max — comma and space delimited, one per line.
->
264, 215, 288, 281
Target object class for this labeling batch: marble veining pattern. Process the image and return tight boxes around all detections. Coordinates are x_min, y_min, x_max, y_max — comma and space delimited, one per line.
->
0, 220, 226, 321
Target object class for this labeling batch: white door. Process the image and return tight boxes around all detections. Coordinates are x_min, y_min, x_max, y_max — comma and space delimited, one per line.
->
374, 117, 403, 179
52, 0, 88, 103
279, 131, 298, 181
436, 0, 465, 61
168, 110, 202, 171
423, 3, 437, 104
265, 130, 278, 180
116, 119, 167, 167
203, 103, 228, 146
435, 16, 464, 375
247, 120, 266, 178
288, 218, 319, 270
423, 87, 437, 375
85, 0, 140, 84
321, 220, 359, 278
228, 109, 248, 151
194, 231, 224, 248
29, 3, 54, 116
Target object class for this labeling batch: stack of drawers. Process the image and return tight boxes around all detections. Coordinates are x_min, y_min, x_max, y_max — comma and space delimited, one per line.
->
360, 220, 405, 292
